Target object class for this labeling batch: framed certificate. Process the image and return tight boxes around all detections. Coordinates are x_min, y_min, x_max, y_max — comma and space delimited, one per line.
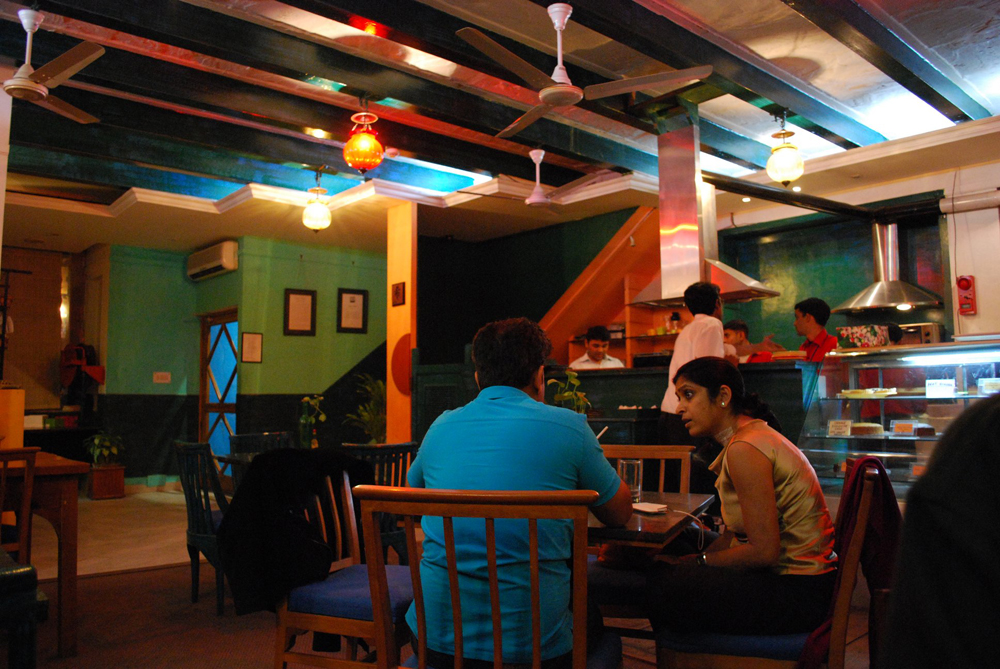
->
284, 289, 316, 336
240, 332, 263, 363
337, 288, 368, 334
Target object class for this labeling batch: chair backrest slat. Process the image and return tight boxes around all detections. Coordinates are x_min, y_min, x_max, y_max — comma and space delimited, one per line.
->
0, 447, 39, 564
528, 518, 541, 669
828, 467, 877, 669
485, 518, 502, 669
357, 486, 598, 669
600, 444, 694, 494
340, 442, 419, 487
174, 441, 229, 537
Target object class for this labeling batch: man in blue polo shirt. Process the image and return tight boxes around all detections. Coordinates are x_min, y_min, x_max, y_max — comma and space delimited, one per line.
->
407, 317, 632, 666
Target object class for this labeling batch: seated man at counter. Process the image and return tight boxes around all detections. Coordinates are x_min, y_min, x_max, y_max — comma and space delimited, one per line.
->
406, 317, 632, 666
794, 297, 837, 362
570, 325, 625, 370
723, 319, 785, 362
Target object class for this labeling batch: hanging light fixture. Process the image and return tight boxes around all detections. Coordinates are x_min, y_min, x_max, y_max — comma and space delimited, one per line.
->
343, 98, 384, 175
302, 167, 331, 232
765, 111, 804, 187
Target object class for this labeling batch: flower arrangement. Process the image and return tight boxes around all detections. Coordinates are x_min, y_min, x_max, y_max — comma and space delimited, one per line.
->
298, 394, 327, 448
837, 325, 889, 348
547, 369, 592, 414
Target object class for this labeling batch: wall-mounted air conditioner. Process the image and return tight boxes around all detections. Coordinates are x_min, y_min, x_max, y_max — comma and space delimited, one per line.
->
186, 240, 238, 281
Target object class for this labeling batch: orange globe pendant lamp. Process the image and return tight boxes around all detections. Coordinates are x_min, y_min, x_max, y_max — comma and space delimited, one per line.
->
343, 111, 384, 175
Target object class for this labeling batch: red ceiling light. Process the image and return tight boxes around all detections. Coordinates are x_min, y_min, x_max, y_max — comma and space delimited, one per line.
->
343, 103, 384, 175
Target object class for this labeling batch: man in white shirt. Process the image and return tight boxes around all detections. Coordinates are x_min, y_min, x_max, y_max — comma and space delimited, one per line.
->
659, 282, 729, 442
569, 326, 625, 370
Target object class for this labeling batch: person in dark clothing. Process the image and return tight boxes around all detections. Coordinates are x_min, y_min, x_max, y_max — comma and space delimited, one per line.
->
882, 395, 1000, 668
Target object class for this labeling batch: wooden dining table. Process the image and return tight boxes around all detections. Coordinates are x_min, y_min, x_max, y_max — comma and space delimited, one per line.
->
6, 451, 90, 657
588, 491, 714, 549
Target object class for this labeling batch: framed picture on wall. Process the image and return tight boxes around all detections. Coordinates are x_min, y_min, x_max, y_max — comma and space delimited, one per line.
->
240, 332, 263, 363
284, 289, 317, 336
337, 288, 368, 334
392, 282, 406, 307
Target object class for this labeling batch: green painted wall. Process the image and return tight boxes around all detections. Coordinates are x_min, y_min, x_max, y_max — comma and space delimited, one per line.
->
418, 208, 637, 363
237, 236, 387, 395
106, 246, 198, 395
720, 200, 951, 349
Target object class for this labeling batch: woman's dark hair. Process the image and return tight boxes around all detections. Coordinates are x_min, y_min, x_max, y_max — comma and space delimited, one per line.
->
472, 317, 552, 390
672, 357, 776, 424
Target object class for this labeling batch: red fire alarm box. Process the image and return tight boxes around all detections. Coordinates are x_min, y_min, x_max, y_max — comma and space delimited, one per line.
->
957, 275, 977, 315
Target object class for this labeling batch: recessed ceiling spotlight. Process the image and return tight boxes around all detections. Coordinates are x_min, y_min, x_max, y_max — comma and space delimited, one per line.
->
792, 186, 801, 192
741, 197, 751, 203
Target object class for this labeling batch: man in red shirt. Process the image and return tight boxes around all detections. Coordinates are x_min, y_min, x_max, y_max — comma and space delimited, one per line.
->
794, 297, 837, 362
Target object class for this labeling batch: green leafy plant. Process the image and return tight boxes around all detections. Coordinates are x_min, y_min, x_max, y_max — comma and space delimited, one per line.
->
343, 373, 387, 444
547, 369, 592, 414
85, 432, 124, 466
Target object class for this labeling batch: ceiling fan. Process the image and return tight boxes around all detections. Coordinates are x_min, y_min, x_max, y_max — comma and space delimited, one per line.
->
2, 9, 105, 124
458, 149, 625, 209
457, 3, 712, 139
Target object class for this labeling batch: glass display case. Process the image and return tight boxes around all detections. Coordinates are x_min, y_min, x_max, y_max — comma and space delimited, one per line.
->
798, 341, 1000, 496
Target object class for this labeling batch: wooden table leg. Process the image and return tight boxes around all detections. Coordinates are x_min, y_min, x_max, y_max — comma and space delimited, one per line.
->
33, 475, 79, 657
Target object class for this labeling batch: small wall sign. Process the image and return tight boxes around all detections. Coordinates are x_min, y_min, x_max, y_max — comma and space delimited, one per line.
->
827, 419, 853, 437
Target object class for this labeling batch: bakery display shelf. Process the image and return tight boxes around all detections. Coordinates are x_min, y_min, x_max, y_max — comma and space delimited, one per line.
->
803, 432, 939, 441
801, 447, 919, 460
827, 392, 990, 401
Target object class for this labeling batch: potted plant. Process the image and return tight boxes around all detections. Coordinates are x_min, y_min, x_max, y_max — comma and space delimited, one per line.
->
85, 432, 126, 499
343, 374, 387, 444
547, 369, 592, 414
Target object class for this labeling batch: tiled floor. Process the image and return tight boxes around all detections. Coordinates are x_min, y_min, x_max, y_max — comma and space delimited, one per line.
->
29, 489, 874, 668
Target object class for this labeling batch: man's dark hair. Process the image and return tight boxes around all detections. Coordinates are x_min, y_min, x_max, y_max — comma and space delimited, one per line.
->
887, 323, 903, 344
723, 319, 749, 336
585, 325, 610, 342
795, 297, 832, 326
684, 282, 721, 316
472, 318, 552, 390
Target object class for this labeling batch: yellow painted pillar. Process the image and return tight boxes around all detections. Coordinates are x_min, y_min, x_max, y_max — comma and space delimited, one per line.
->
386, 202, 417, 443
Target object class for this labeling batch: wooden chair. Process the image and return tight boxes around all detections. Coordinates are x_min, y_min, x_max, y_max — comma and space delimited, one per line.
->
274, 471, 414, 669
175, 441, 230, 616
600, 444, 694, 494
340, 442, 419, 487
341, 442, 421, 564
355, 485, 623, 669
653, 466, 880, 669
0, 448, 39, 565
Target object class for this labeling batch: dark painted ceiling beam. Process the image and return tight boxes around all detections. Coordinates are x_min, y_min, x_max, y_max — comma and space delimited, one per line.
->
778, 0, 991, 123
703, 171, 873, 219
10, 145, 253, 200
523, 0, 887, 149
7, 100, 477, 193
698, 120, 770, 170
33, 0, 660, 175
0, 26, 585, 185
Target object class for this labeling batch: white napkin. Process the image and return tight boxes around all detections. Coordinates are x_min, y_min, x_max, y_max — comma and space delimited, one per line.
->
633, 502, 669, 514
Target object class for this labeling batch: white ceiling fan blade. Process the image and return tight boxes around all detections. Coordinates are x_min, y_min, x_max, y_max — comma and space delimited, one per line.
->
29, 42, 104, 89
547, 169, 622, 200
457, 28, 555, 90
33, 94, 99, 124
496, 104, 552, 139
583, 65, 713, 101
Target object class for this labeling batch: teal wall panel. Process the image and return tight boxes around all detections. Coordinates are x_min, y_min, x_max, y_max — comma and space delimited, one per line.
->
720, 201, 951, 349
418, 208, 637, 363
106, 246, 198, 395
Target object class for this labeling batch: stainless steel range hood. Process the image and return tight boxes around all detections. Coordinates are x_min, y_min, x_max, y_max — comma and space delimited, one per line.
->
629, 125, 779, 308
833, 222, 942, 313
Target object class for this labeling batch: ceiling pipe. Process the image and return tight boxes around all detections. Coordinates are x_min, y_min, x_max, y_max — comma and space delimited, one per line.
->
940, 188, 1000, 214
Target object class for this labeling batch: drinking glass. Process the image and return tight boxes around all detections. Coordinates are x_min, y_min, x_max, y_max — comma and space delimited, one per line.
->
617, 458, 643, 503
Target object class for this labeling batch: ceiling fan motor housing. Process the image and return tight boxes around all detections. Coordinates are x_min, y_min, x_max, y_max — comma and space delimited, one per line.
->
3, 67, 46, 101
539, 83, 583, 106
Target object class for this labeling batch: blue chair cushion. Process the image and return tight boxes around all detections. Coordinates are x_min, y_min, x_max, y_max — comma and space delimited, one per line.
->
401, 630, 622, 669
288, 564, 413, 622
655, 626, 810, 661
